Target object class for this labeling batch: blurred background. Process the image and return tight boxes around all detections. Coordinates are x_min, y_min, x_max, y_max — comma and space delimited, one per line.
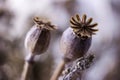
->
0, 0, 120, 80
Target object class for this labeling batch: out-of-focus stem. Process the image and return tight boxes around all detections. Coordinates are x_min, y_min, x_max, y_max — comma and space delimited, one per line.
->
21, 62, 33, 80
21, 54, 35, 80
50, 60, 66, 80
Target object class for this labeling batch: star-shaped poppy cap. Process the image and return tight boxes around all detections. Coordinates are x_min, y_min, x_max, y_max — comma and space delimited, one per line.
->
70, 14, 98, 38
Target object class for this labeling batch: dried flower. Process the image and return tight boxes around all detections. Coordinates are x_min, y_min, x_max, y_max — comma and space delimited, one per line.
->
22, 17, 56, 80
51, 14, 98, 80
60, 14, 98, 61
25, 17, 56, 55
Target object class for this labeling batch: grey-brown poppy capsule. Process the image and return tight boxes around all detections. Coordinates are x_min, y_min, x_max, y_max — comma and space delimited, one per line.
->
25, 17, 56, 55
50, 14, 98, 80
60, 14, 98, 62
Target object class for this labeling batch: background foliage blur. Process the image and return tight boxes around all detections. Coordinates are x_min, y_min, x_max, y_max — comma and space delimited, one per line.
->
0, 0, 120, 80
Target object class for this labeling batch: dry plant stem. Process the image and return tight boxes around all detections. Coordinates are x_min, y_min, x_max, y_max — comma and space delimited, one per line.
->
63, 54, 95, 80
21, 54, 35, 80
63, 67, 82, 80
21, 62, 33, 80
50, 60, 66, 80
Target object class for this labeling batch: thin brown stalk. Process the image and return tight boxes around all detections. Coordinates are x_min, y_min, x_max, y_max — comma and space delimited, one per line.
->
21, 62, 33, 80
21, 54, 35, 80
50, 60, 66, 80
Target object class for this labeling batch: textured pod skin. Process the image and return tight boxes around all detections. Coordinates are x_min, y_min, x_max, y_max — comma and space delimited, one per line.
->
25, 25, 50, 54
60, 27, 92, 61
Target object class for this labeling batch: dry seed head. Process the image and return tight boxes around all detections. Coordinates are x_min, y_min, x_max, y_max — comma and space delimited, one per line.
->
70, 14, 98, 37
25, 16, 57, 55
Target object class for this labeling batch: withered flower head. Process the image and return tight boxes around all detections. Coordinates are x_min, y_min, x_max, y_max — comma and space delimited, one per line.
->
33, 17, 57, 30
70, 14, 98, 37
25, 16, 57, 55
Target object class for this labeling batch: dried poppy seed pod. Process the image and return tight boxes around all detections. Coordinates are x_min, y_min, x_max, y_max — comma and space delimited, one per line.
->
60, 14, 98, 62
25, 17, 56, 55
50, 14, 98, 80
22, 17, 56, 80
